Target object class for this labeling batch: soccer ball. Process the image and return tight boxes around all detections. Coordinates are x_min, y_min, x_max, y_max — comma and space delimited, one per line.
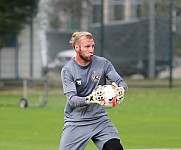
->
99, 85, 118, 109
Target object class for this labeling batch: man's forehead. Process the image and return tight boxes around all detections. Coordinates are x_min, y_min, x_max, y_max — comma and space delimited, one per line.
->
80, 37, 95, 44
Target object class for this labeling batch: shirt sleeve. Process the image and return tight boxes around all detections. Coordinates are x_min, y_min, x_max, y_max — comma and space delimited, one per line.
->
61, 67, 77, 94
105, 59, 128, 91
61, 66, 87, 108
65, 91, 87, 107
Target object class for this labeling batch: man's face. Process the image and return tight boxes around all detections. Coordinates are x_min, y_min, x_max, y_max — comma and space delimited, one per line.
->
76, 37, 95, 62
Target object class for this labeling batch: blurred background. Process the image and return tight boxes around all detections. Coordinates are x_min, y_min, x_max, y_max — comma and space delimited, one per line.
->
1, 1, 181, 148
0, 0, 181, 90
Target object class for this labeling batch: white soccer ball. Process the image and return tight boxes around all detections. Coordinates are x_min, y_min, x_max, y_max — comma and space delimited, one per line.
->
99, 85, 117, 109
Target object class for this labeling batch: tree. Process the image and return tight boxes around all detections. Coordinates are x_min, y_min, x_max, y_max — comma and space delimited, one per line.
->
0, 0, 39, 48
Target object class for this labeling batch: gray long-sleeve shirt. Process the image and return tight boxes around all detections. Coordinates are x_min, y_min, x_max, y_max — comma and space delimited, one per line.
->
61, 55, 128, 125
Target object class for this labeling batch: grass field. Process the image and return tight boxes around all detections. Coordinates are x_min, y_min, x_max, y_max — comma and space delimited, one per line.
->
0, 87, 181, 150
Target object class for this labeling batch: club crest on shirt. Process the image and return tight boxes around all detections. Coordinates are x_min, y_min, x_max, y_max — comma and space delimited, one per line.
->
91, 71, 100, 82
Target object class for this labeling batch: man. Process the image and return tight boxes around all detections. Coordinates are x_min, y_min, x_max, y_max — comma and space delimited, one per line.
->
59, 31, 128, 150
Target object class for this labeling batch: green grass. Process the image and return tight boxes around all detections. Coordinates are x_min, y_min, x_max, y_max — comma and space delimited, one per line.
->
0, 87, 181, 150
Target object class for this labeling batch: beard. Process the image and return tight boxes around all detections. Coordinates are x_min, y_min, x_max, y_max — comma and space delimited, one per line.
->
79, 48, 93, 62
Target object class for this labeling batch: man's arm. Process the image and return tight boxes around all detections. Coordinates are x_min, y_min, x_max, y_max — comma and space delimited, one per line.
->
65, 85, 106, 108
65, 91, 87, 107
105, 59, 128, 91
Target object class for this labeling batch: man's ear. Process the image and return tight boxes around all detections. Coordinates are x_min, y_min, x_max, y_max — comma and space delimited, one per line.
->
75, 44, 79, 52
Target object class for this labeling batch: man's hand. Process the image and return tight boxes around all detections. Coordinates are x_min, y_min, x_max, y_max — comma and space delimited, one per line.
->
112, 82, 125, 104
85, 85, 105, 105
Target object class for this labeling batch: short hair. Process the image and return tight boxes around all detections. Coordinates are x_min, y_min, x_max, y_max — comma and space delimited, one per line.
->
69, 31, 93, 48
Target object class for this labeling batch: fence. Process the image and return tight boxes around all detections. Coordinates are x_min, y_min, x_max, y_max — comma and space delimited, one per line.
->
0, 0, 181, 89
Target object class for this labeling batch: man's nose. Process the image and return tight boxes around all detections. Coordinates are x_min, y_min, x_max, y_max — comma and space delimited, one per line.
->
90, 47, 94, 52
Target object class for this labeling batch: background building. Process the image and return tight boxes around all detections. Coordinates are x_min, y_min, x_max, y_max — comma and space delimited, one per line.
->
0, 0, 180, 83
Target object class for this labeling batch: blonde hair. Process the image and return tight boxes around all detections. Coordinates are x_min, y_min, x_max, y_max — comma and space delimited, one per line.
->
69, 31, 93, 48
